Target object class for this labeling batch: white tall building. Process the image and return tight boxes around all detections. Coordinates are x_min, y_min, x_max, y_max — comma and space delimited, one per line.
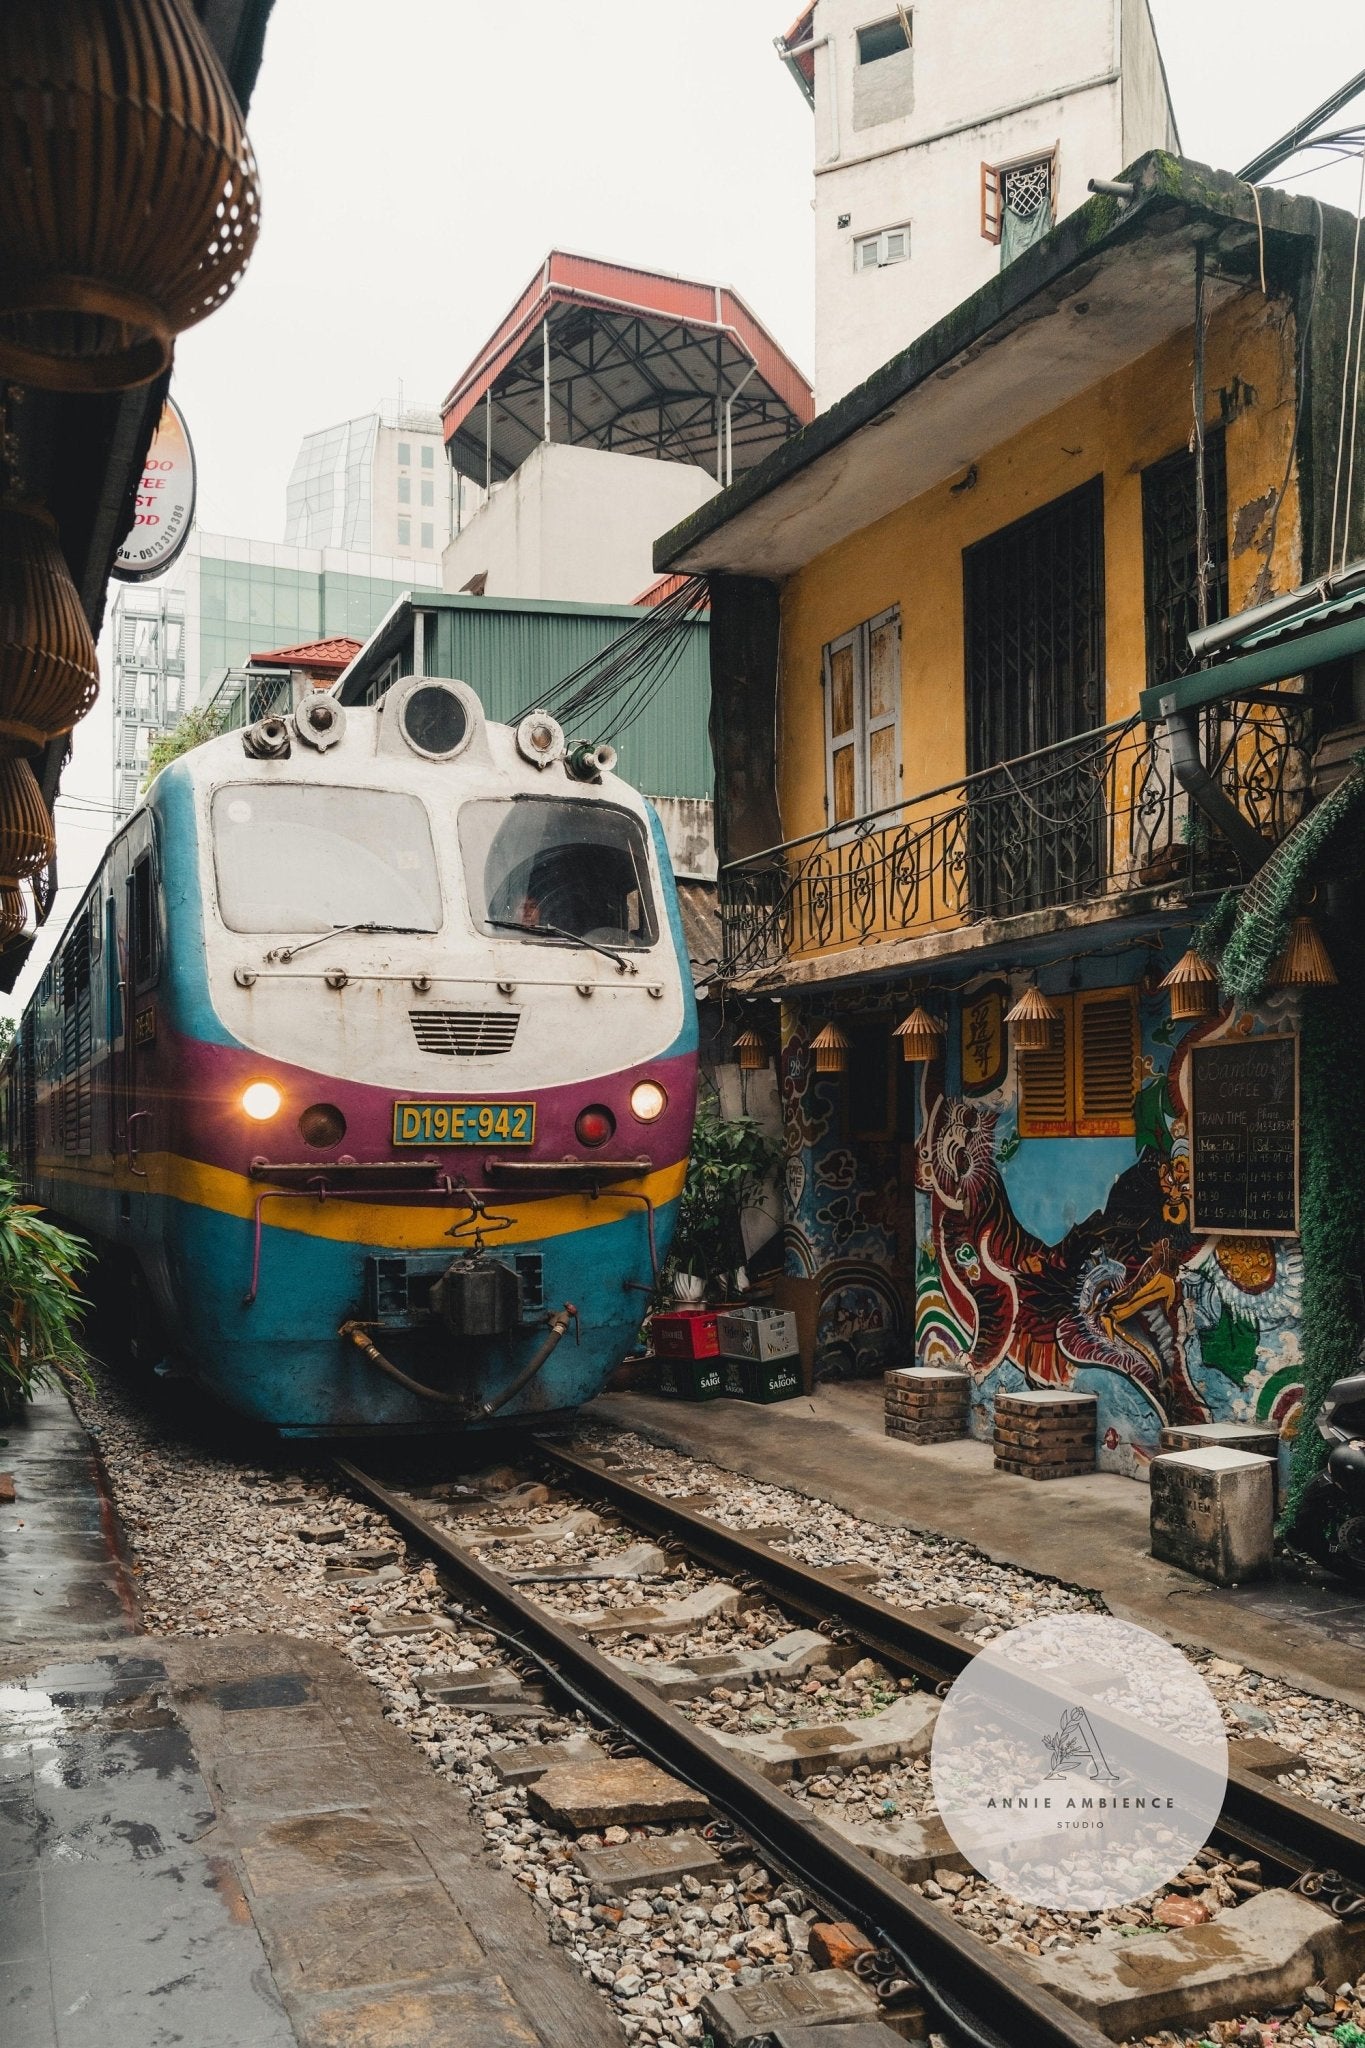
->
777, 0, 1179, 406
284, 405, 467, 567
110, 586, 188, 815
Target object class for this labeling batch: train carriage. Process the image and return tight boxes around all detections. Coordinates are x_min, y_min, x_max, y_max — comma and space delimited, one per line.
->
2, 676, 697, 1432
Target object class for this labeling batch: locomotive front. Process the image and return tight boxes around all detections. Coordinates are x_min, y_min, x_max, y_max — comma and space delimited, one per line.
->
153, 674, 696, 1432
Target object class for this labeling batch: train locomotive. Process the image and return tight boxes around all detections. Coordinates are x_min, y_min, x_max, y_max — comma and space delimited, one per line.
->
2, 674, 697, 1432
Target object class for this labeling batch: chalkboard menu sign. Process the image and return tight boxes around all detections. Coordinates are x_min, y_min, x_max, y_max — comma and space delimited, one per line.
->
1189, 1035, 1299, 1237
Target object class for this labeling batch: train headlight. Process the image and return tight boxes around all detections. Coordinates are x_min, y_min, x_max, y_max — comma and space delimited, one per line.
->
241, 1081, 283, 1121
629, 1080, 667, 1123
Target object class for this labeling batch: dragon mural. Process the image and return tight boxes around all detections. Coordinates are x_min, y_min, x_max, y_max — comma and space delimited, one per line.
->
914, 1081, 1208, 1425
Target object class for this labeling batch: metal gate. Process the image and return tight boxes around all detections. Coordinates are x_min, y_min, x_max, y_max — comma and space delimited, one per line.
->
963, 476, 1106, 918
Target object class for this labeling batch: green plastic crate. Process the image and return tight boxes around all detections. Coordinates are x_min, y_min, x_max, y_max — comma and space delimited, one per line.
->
721, 1355, 802, 1404
656, 1356, 725, 1401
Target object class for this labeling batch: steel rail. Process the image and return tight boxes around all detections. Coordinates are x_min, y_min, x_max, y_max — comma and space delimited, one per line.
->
335, 1455, 1112, 2048
537, 1441, 1365, 1894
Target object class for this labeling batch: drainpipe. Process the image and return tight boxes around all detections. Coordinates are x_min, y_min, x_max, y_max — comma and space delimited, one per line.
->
778, 32, 838, 161
1161, 702, 1272, 873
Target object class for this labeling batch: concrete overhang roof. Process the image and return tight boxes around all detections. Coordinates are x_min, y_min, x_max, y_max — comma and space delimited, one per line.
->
654, 154, 1327, 582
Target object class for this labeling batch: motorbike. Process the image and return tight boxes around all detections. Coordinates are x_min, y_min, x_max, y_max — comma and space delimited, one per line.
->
1289, 1372, 1365, 1581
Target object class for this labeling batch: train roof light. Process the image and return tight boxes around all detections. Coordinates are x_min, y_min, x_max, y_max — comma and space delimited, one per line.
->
294, 692, 346, 752
516, 710, 565, 770
378, 675, 484, 763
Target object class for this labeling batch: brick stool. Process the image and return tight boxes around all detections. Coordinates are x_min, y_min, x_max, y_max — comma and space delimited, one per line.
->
1150, 1447, 1273, 1585
993, 1389, 1098, 1479
883, 1368, 970, 1444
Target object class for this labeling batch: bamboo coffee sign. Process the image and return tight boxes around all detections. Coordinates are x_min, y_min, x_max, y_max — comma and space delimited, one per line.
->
113, 398, 196, 582
1188, 1035, 1299, 1238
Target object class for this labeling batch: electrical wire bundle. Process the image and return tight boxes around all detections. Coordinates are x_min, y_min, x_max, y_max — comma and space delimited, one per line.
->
514, 574, 709, 744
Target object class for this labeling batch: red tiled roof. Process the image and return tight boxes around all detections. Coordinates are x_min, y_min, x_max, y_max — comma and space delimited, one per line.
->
248, 637, 362, 677
780, 6, 815, 90
633, 572, 710, 610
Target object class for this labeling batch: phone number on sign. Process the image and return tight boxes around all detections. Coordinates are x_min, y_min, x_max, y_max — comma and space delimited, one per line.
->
392, 1100, 536, 1145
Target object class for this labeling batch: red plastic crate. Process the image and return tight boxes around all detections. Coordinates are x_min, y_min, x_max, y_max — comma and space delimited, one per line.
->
650, 1309, 722, 1360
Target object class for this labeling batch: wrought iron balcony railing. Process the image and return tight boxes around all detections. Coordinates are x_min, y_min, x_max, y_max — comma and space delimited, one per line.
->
720, 698, 1308, 977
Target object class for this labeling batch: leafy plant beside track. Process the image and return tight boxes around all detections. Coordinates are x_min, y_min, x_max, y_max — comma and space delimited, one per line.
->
0, 1176, 91, 1416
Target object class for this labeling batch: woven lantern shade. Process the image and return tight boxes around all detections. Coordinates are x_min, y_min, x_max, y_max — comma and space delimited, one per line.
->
1160, 947, 1220, 1020
0, 0, 262, 392
893, 1004, 945, 1063
0, 756, 55, 881
1004, 983, 1062, 1051
0, 885, 25, 945
809, 1021, 850, 1073
0, 503, 99, 751
735, 1026, 770, 1071
1271, 914, 1338, 989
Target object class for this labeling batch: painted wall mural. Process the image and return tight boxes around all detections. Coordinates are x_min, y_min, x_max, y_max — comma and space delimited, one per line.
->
778, 959, 1306, 1480
912, 972, 1306, 1478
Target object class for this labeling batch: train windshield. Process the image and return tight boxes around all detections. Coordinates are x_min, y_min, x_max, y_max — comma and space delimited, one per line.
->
460, 798, 658, 950
212, 783, 442, 933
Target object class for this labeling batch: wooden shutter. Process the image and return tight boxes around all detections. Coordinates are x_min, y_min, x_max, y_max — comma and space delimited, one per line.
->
823, 630, 860, 828
1017, 1002, 1071, 1137
981, 162, 1002, 243
1074, 989, 1137, 1135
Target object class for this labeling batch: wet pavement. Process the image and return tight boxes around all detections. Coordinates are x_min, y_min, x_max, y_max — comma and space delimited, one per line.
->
592, 1382, 1365, 1708
1, 1386, 623, 2048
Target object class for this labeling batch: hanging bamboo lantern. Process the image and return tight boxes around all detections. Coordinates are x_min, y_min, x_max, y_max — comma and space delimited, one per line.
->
735, 1026, 770, 1071
1271, 914, 1337, 988
893, 1003, 945, 1063
0, 503, 99, 751
0, 757, 55, 880
0, 0, 262, 392
0, 885, 26, 945
1160, 946, 1220, 1019
809, 1021, 850, 1073
1004, 983, 1062, 1051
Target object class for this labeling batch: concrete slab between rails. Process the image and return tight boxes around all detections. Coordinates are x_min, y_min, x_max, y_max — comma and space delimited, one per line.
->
587, 1385, 1365, 1713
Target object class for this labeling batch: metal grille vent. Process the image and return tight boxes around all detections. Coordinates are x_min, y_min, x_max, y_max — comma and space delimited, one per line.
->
409, 1009, 519, 1057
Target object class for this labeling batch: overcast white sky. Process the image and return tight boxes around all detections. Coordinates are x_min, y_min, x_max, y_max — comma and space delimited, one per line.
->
16, 0, 1362, 1018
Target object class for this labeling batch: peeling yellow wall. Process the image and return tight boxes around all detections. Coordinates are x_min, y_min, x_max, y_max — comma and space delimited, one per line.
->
777, 289, 1302, 850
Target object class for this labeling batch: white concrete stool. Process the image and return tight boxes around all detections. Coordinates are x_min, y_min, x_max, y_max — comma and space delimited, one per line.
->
1149, 1447, 1274, 1586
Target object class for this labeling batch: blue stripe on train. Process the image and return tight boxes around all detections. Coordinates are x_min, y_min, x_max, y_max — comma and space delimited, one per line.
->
58, 1172, 676, 1432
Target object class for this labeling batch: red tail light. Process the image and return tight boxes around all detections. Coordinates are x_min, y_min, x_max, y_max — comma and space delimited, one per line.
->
575, 1105, 615, 1148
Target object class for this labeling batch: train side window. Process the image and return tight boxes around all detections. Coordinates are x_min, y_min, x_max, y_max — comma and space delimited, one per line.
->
131, 854, 158, 989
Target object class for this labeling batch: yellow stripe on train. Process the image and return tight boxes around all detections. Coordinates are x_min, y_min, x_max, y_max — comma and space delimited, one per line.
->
47, 1151, 687, 1252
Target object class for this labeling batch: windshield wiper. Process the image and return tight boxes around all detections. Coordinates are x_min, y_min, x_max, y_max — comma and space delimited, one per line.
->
488, 917, 637, 974
266, 922, 424, 964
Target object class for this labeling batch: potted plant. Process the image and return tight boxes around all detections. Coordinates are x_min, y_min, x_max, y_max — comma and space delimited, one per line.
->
663, 1104, 780, 1304
0, 1175, 91, 1421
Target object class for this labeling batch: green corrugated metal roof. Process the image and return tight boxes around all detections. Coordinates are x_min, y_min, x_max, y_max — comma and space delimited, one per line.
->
338, 591, 713, 801
1139, 588, 1365, 721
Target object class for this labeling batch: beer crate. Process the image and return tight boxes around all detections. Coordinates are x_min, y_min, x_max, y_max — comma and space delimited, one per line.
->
721, 1355, 803, 1404
650, 1308, 722, 1360
656, 1355, 725, 1401
716, 1307, 800, 1362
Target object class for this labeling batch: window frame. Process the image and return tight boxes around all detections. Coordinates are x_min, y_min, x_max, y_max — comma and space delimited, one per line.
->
854, 224, 911, 270
857, 12, 911, 65
1016, 988, 1138, 1140
821, 605, 902, 840
397, 516, 411, 546
981, 144, 1060, 244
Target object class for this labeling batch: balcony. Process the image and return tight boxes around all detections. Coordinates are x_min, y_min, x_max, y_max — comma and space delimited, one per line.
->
719, 697, 1309, 979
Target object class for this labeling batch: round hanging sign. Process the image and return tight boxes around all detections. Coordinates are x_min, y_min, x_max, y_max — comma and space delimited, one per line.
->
112, 396, 197, 582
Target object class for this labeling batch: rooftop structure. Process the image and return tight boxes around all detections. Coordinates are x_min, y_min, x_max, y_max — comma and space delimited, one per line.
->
441, 252, 812, 490
438, 254, 812, 606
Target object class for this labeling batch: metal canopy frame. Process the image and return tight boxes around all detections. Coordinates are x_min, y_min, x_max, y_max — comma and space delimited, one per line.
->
445, 284, 810, 490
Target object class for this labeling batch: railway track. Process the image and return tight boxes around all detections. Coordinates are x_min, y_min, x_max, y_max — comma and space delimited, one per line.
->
335, 1440, 1365, 2048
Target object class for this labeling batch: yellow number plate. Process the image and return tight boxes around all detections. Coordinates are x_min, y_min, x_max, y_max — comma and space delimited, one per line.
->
392, 1100, 536, 1146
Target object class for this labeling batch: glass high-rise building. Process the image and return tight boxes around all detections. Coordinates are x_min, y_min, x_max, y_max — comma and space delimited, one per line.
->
284, 405, 472, 564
